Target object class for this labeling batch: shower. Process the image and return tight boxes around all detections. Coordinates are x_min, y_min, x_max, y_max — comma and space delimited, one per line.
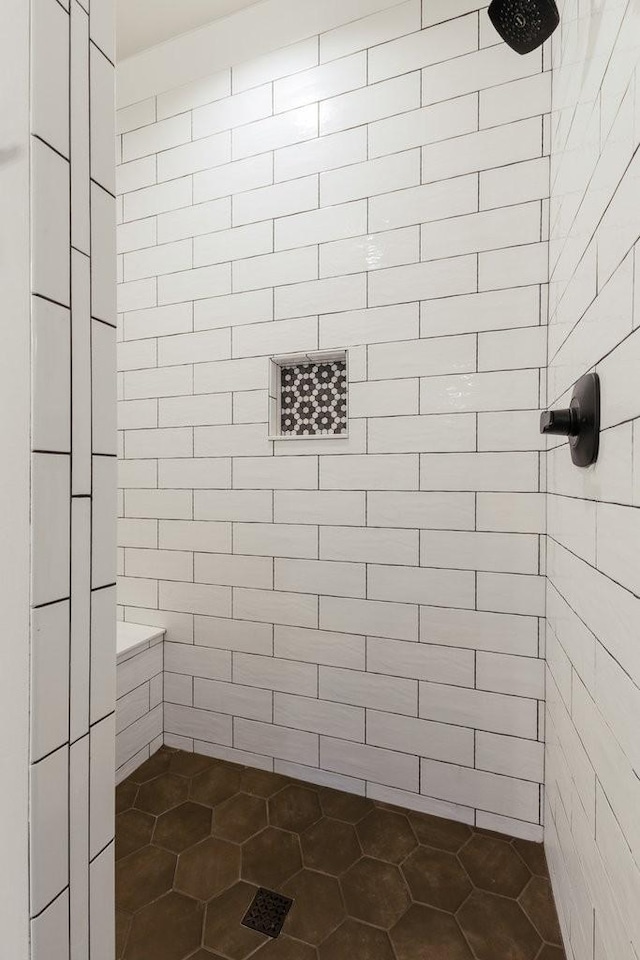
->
488, 0, 560, 54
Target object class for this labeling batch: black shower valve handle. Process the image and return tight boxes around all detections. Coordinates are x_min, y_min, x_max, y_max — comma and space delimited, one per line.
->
539, 406, 578, 437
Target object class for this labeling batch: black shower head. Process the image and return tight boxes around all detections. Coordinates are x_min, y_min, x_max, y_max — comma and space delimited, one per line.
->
488, 0, 560, 55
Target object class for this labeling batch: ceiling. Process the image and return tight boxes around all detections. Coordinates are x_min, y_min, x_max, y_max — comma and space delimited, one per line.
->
117, 0, 263, 60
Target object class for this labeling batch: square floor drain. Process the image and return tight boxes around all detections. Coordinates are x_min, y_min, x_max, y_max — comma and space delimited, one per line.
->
241, 888, 294, 939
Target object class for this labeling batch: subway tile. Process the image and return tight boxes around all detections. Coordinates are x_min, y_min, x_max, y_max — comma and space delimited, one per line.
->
321, 526, 418, 565
234, 176, 319, 227
481, 156, 549, 210
234, 653, 317, 696
126, 489, 192, 520
123, 114, 191, 162
159, 521, 231, 553
276, 275, 366, 320
233, 105, 318, 159
480, 71, 551, 128
31, 601, 70, 762
90, 46, 115, 194
477, 572, 546, 616
195, 489, 272, 522
368, 491, 475, 531
164, 704, 232, 746
32, 298, 71, 453
90, 586, 116, 723
234, 522, 318, 560
123, 240, 192, 282
70, 2, 89, 253
422, 117, 542, 182
369, 414, 476, 454
32, 139, 70, 306
118, 218, 157, 255
157, 70, 231, 119
195, 222, 273, 268
367, 710, 474, 766
158, 458, 231, 490
235, 718, 318, 766
421, 758, 539, 822
91, 184, 117, 325
92, 456, 117, 589
421, 369, 539, 415
275, 693, 364, 741
321, 454, 419, 490
158, 198, 231, 243
321, 149, 420, 205
125, 548, 193, 582
420, 680, 538, 738
348, 378, 419, 418
125, 428, 192, 460
234, 248, 318, 294
193, 84, 272, 138
194, 154, 273, 203
275, 128, 367, 182
421, 41, 542, 106
89, 715, 115, 858
369, 254, 477, 306
320, 596, 418, 641
124, 177, 192, 221
477, 493, 545, 533
275, 558, 366, 598
420, 606, 539, 656
369, 93, 478, 158
320, 303, 418, 350
117, 278, 157, 314
30, 746, 69, 915
158, 329, 230, 366
158, 264, 231, 305
480, 242, 548, 291
195, 289, 273, 332
321, 737, 419, 791
421, 285, 540, 337
165, 642, 231, 682
274, 624, 365, 670
158, 393, 232, 428
321, 72, 421, 135
70, 499, 91, 740
195, 423, 270, 458
234, 37, 319, 92
158, 131, 231, 181
32, 0, 69, 158
320, 226, 420, 278
233, 456, 318, 490
421, 201, 541, 261
320, 1, 421, 62
234, 588, 318, 628
369, 14, 478, 83
380, 177, 475, 238
117, 98, 156, 135
476, 731, 544, 783
31, 454, 70, 606
196, 553, 272, 589
368, 564, 475, 609
368, 637, 474, 686
195, 678, 272, 722
276, 201, 367, 251
275, 52, 366, 112
420, 452, 539, 492
476, 652, 545, 699
160, 580, 232, 617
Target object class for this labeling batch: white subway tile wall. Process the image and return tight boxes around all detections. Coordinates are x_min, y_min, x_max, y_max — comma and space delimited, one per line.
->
116, 1, 549, 835
545, 2, 640, 959
116, 639, 164, 782
30, 0, 116, 953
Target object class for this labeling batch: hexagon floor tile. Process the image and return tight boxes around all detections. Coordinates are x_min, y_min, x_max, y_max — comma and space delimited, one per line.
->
116, 746, 567, 960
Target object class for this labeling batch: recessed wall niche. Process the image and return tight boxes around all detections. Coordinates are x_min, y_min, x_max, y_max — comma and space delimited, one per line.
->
268, 350, 348, 441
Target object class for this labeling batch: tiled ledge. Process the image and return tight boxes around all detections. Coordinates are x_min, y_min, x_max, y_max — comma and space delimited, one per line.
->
116, 621, 165, 783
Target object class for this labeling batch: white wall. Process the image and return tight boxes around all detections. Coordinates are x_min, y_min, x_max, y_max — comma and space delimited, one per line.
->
0, 0, 33, 952
545, 1, 640, 958
116, 0, 551, 837
0, 0, 117, 956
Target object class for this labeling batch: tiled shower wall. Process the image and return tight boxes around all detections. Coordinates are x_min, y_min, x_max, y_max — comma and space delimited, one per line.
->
545, 1, 640, 958
29, 0, 117, 956
116, 0, 550, 837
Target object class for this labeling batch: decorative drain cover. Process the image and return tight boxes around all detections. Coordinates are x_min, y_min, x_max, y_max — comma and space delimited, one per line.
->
241, 888, 294, 939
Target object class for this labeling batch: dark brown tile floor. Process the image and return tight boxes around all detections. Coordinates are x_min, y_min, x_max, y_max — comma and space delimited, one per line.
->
115, 746, 566, 960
